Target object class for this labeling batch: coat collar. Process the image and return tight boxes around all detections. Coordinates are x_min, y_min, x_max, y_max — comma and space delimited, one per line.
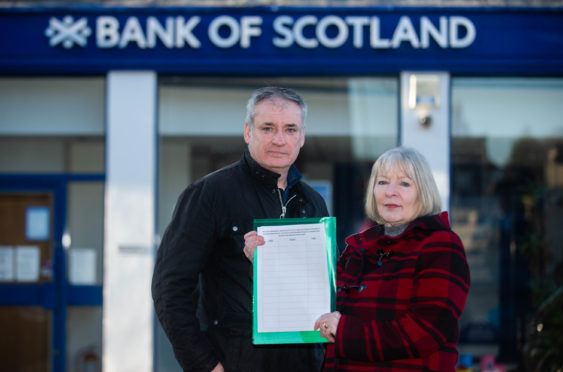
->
242, 149, 302, 192
345, 211, 452, 249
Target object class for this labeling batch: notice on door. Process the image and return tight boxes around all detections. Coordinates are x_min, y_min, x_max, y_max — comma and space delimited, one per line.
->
25, 206, 50, 241
0, 246, 15, 281
16, 245, 40, 282
69, 248, 97, 285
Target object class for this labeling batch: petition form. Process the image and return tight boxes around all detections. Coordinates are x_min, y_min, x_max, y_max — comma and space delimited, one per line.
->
256, 223, 331, 333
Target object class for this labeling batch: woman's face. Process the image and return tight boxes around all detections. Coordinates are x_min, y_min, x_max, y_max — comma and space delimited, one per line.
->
374, 166, 420, 227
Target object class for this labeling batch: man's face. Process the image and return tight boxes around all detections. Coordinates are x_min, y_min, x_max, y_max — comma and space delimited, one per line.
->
244, 97, 305, 175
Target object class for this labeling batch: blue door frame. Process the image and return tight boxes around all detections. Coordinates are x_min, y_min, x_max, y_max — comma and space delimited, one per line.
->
0, 173, 104, 372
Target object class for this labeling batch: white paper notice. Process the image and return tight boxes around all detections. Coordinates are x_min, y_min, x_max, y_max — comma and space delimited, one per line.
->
256, 223, 330, 333
69, 248, 97, 285
16, 245, 40, 282
25, 206, 50, 241
0, 246, 15, 281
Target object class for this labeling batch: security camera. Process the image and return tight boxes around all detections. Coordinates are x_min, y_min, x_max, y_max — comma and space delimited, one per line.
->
419, 115, 432, 128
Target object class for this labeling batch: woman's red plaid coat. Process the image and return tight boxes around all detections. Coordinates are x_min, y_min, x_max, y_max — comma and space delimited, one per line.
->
324, 212, 470, 372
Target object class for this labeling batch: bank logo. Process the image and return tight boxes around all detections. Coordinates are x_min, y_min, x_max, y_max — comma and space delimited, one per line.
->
45, 16, 91, 49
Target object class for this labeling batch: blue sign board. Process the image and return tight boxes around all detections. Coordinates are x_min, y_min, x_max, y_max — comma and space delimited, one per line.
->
1, 6, 562, 74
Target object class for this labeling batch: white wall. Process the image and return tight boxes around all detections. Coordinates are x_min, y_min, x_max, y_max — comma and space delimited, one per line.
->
159, 82, 395, 137
0, 77, 105, 135
400, 72, 451, 212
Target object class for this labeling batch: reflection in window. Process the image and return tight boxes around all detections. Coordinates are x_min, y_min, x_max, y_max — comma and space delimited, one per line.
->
156, 77, 399, 371
158, 77, 399, 247
451, 78, 563, 368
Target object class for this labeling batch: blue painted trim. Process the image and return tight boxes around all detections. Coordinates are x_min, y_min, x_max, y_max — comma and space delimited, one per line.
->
3, 5, 562, 13
0, 284, 56, 308
0, 173, 105, 185
67, 285, 103, 306
52, 181, 66, 372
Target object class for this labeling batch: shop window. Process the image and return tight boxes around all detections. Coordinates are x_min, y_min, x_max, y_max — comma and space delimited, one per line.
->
451, 77, 563, 369
156, 76, 399, 371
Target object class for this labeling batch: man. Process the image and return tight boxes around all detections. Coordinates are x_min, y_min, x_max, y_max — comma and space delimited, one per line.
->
152, 86, 329, 372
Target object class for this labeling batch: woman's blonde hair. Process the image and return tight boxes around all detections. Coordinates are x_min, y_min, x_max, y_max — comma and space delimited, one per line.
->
365, 147, 442, 224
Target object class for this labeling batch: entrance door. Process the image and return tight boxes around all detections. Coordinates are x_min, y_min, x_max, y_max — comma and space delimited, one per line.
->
0, 192, 54, 372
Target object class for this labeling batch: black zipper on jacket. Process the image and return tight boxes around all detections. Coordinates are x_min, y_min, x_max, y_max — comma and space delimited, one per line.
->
277, 189, 297, 218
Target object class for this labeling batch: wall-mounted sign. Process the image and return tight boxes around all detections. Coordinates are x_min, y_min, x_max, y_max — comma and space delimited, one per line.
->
1, 7, 562, 74
45, 14, 476, 50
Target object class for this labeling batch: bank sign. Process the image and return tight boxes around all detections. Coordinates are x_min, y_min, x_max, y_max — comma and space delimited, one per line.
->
1, 7, 562, 74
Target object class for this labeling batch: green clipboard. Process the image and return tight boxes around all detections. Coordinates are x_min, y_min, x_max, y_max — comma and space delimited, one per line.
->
252, 217, 337, 344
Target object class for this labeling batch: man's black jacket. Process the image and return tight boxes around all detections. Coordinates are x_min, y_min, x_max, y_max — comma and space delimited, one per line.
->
151, 150, 329, 371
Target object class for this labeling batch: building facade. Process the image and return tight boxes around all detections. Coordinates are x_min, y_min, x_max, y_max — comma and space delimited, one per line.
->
0, 3, 562, 371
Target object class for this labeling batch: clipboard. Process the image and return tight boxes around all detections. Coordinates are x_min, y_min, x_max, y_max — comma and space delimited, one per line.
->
252, 217, 337, 344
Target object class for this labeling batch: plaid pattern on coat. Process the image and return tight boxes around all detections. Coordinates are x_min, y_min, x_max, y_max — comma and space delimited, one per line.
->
324, 212, 470, 372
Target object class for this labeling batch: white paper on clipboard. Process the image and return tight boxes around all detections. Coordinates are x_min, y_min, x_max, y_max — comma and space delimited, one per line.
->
256, 223, 331, 333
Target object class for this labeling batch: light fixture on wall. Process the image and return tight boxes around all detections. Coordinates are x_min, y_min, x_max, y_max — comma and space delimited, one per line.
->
407, 74, 440, 128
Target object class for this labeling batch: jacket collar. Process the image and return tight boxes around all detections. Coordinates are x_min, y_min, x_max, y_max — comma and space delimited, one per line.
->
345, 211, 452, 249
242, 149, 302, 191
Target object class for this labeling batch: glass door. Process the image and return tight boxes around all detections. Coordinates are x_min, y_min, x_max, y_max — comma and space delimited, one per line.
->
0, 174, 105, 372
0, 191, 55, 372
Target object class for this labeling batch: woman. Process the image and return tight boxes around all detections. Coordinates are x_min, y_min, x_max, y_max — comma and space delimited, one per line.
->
314, 147, 470, 371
